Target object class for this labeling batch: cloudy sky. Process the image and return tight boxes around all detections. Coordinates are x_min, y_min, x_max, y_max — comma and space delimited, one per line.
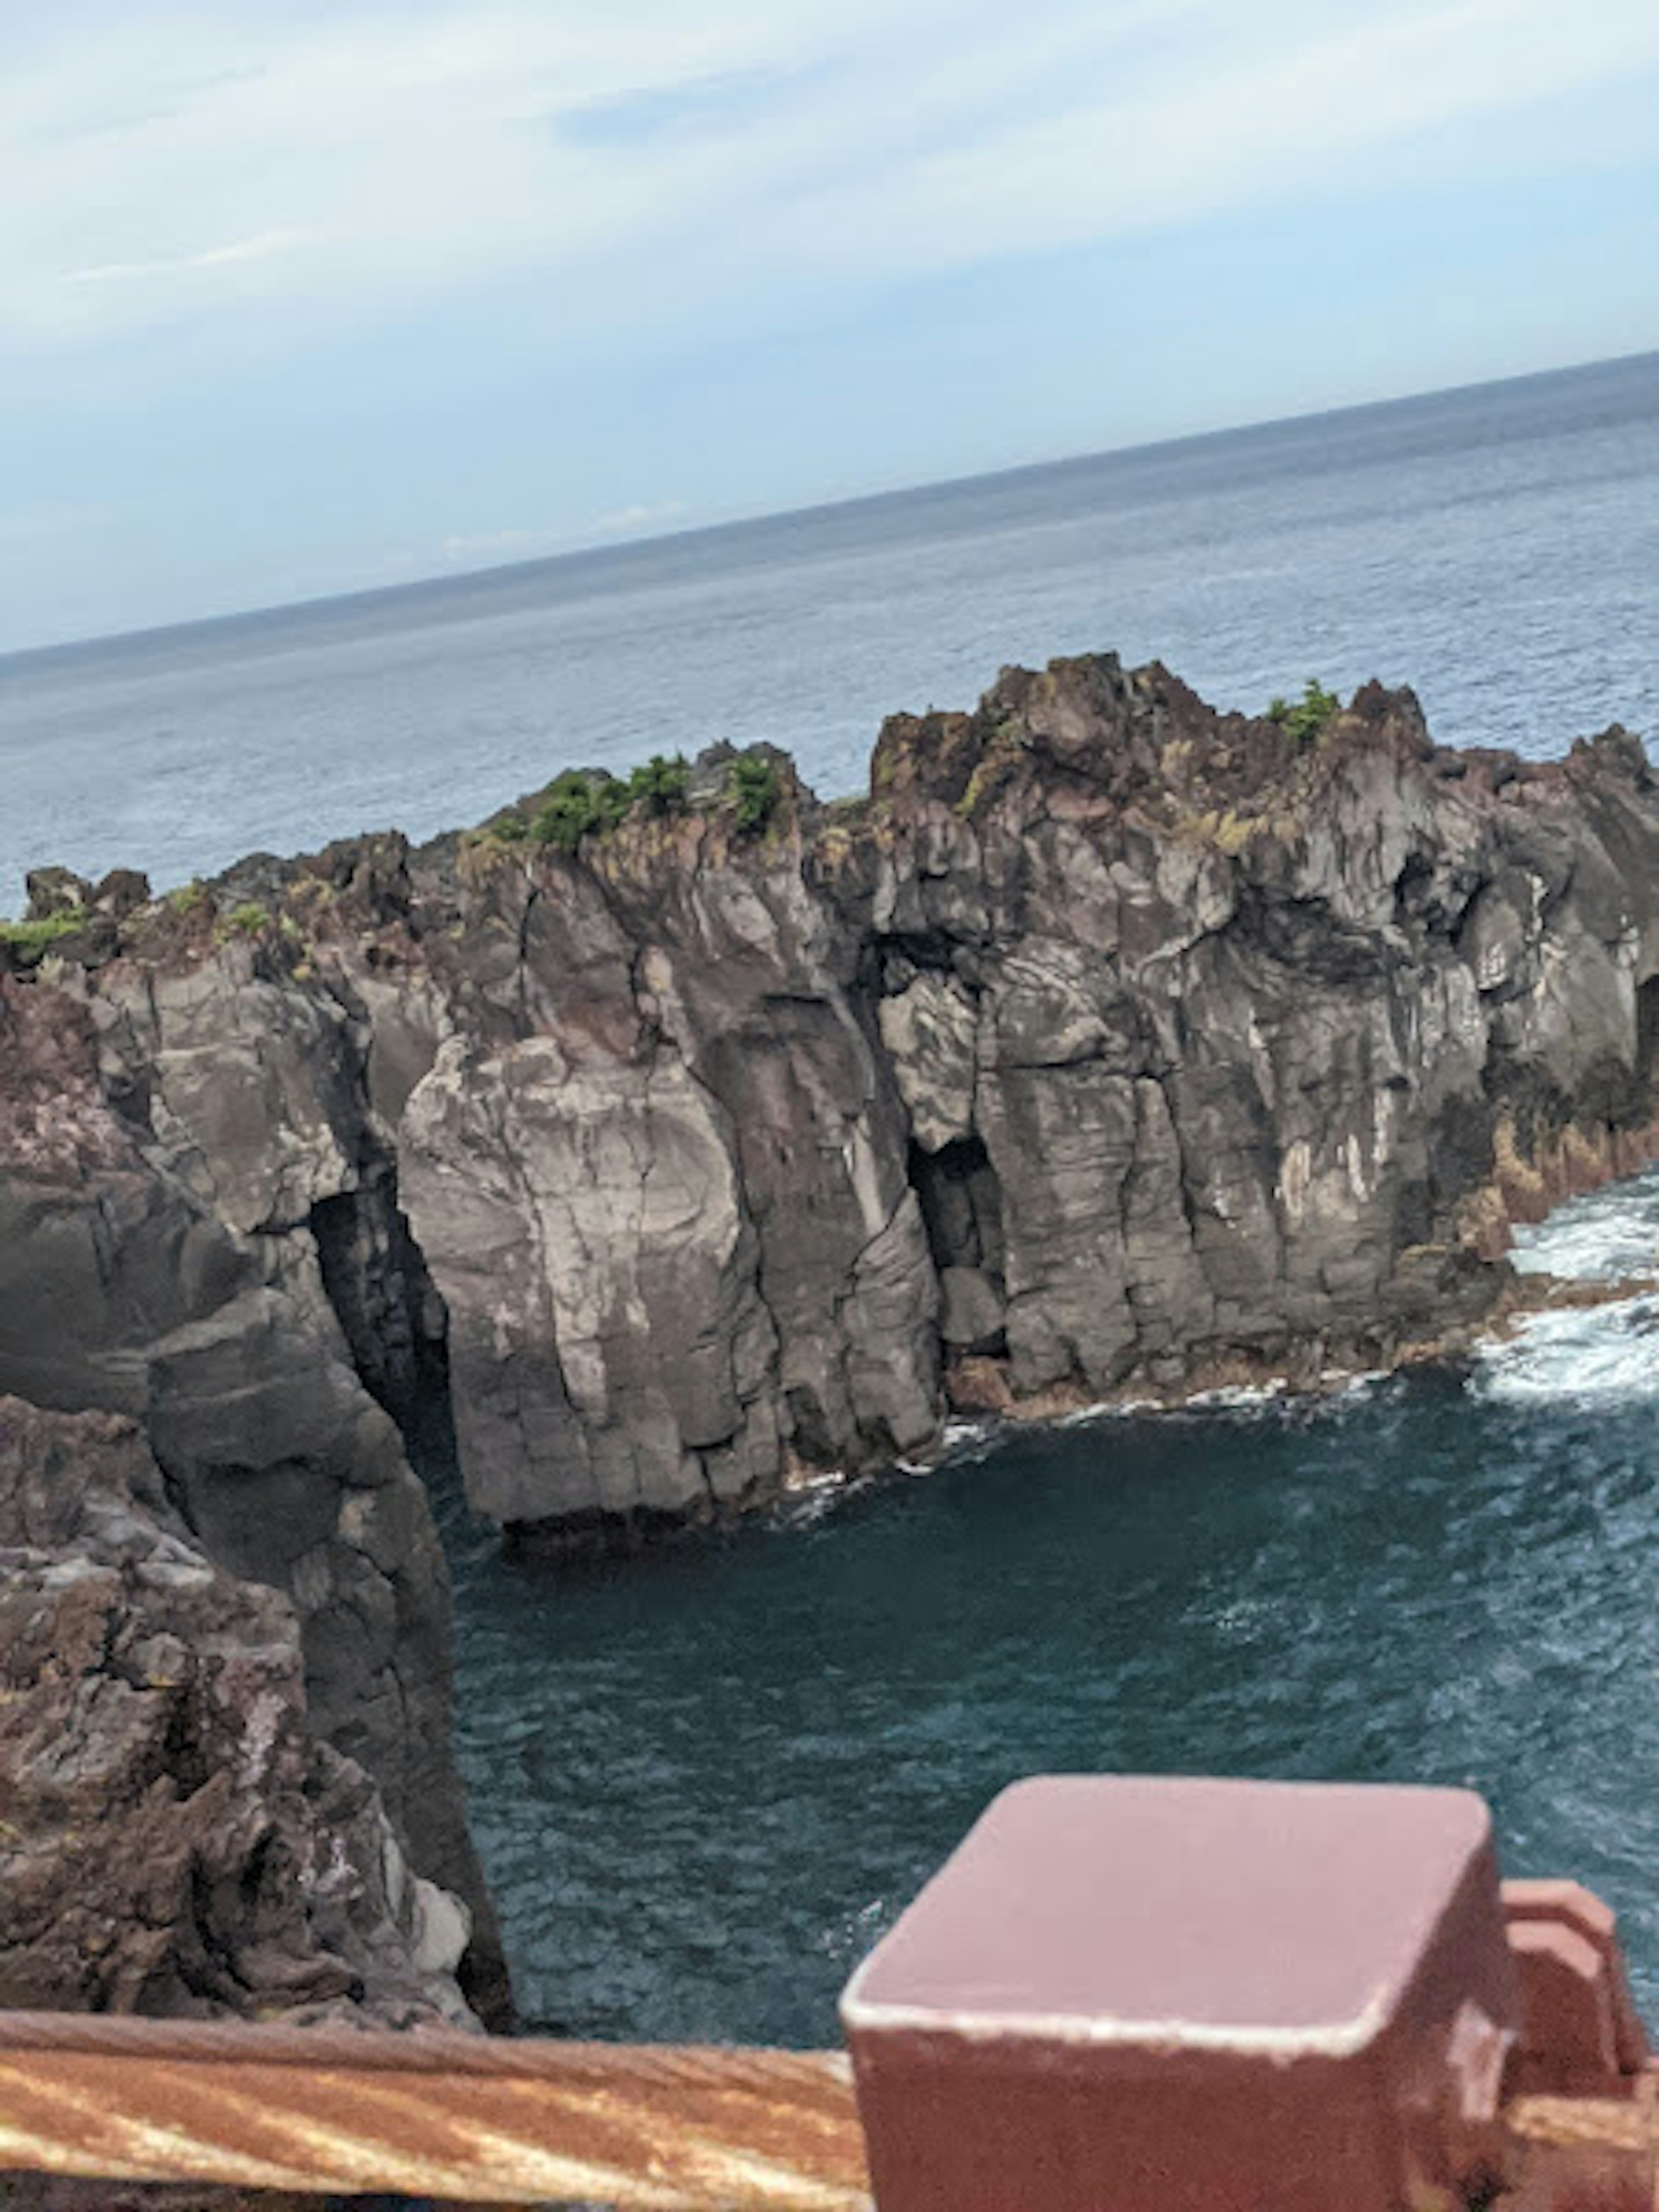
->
5, 0, 1658, 650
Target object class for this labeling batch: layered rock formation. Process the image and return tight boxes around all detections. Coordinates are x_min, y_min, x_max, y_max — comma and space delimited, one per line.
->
0, 651, 1654, 2021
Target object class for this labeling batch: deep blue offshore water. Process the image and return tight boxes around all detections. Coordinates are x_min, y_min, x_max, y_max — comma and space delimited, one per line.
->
1, 350, 1656, 909
432, 1173, 1659, 2046
3, 354, 1653, 2044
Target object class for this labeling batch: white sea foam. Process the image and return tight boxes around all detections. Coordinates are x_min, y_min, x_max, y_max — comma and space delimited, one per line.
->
941, 1418, 992, 1449
1182, 1379, 1289, 1411
1475, 1293, 1659, 1402
1508, 1165, 1659, 1281
1055, 1399, 1120, 1427
1476, 1166, 1659, 1403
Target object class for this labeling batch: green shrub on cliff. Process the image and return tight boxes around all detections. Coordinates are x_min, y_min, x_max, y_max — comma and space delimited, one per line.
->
628, 753, 691, 816
1267, 679, 1343, 746
530, 772, 630, 851
728, 752, 781, 835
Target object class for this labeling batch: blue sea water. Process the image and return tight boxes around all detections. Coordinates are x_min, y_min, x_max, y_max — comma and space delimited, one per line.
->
0, 350, 1656, 910
3, 353, 1653, 2046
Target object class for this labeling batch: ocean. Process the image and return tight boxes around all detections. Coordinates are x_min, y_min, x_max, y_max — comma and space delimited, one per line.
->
1, 349, 1656, 909
5, 350, 1654, 2044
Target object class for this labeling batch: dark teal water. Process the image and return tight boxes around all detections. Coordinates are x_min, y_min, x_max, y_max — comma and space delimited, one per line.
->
435, 1175, 1659, 2047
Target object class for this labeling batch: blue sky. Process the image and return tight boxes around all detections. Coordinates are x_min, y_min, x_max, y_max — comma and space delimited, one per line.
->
4, 0, 1659, 652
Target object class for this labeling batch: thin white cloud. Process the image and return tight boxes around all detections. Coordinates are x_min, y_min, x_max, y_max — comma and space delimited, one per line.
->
66, 226, 309, 286
3, 0, 1657, 360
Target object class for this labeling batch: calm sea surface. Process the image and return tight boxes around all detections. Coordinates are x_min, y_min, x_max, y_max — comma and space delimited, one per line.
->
5, 353, 1653, 2040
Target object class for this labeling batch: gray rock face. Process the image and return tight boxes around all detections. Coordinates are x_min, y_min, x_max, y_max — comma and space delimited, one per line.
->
393, 808, 942, 1526
348, 666, 1652, 1504
850, 665, 1658, 1400
402, 1034, 784, 1523
0, 1395, 475, 2025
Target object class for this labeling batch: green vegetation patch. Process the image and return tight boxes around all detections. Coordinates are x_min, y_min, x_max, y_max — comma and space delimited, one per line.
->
0, 909, 86, 954
478, 750, 701, 858
530, 772, 632, 851
1266, 678, 1344, 746
728, 753, 781, 835
628, 753, 691, 817
216, 901, 271, 941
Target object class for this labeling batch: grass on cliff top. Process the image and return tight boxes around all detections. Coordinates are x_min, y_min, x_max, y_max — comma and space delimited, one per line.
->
0, 908, 86, 952
214, 900, 272, 941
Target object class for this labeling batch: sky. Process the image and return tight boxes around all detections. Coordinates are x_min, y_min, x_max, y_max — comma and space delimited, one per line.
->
4, 0, 1659, 652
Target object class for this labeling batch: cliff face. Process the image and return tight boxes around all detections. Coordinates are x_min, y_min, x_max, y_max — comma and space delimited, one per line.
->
5, 656, 1654, 1547
368, 658, 1653, 1527
0, 651, 1654, 2015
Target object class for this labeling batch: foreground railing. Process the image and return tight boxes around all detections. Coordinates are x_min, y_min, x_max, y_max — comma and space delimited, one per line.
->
0, 2018, 869, 2206
1, 1777, 1653, 2209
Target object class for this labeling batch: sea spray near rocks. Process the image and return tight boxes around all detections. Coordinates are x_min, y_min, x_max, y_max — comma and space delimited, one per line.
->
1473, 1166, 1659, 1402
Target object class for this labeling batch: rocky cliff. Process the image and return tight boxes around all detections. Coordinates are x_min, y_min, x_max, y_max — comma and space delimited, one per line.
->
5, 655, 1655, 1540
1, 652, 1654, 2013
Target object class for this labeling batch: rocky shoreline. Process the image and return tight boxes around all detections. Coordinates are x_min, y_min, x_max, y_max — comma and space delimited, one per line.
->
1, 651, 1653, 2027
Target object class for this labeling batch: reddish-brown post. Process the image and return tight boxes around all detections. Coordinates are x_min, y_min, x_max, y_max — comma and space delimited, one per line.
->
1502, 1878, 1652, 2095
840, 1775, 1523, 2212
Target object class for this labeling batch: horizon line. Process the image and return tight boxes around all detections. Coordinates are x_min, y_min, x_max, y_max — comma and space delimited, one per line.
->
4, 341, 1654, 672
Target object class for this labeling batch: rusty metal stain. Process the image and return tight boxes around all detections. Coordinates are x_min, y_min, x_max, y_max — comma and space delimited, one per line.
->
0, 2026, 873, 2208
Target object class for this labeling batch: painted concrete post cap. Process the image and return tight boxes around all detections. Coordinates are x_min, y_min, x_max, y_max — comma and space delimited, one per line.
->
841, 1776, 1520, 2212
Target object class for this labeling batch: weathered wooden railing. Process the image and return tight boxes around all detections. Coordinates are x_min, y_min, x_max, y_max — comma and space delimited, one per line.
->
1, 1778, 1652, 2209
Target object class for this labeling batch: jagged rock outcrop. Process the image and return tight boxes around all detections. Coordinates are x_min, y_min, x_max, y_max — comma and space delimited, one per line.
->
0, 1396, 474, 2023
840, 665, 1658, 1401
3, 653, 1655, 1560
